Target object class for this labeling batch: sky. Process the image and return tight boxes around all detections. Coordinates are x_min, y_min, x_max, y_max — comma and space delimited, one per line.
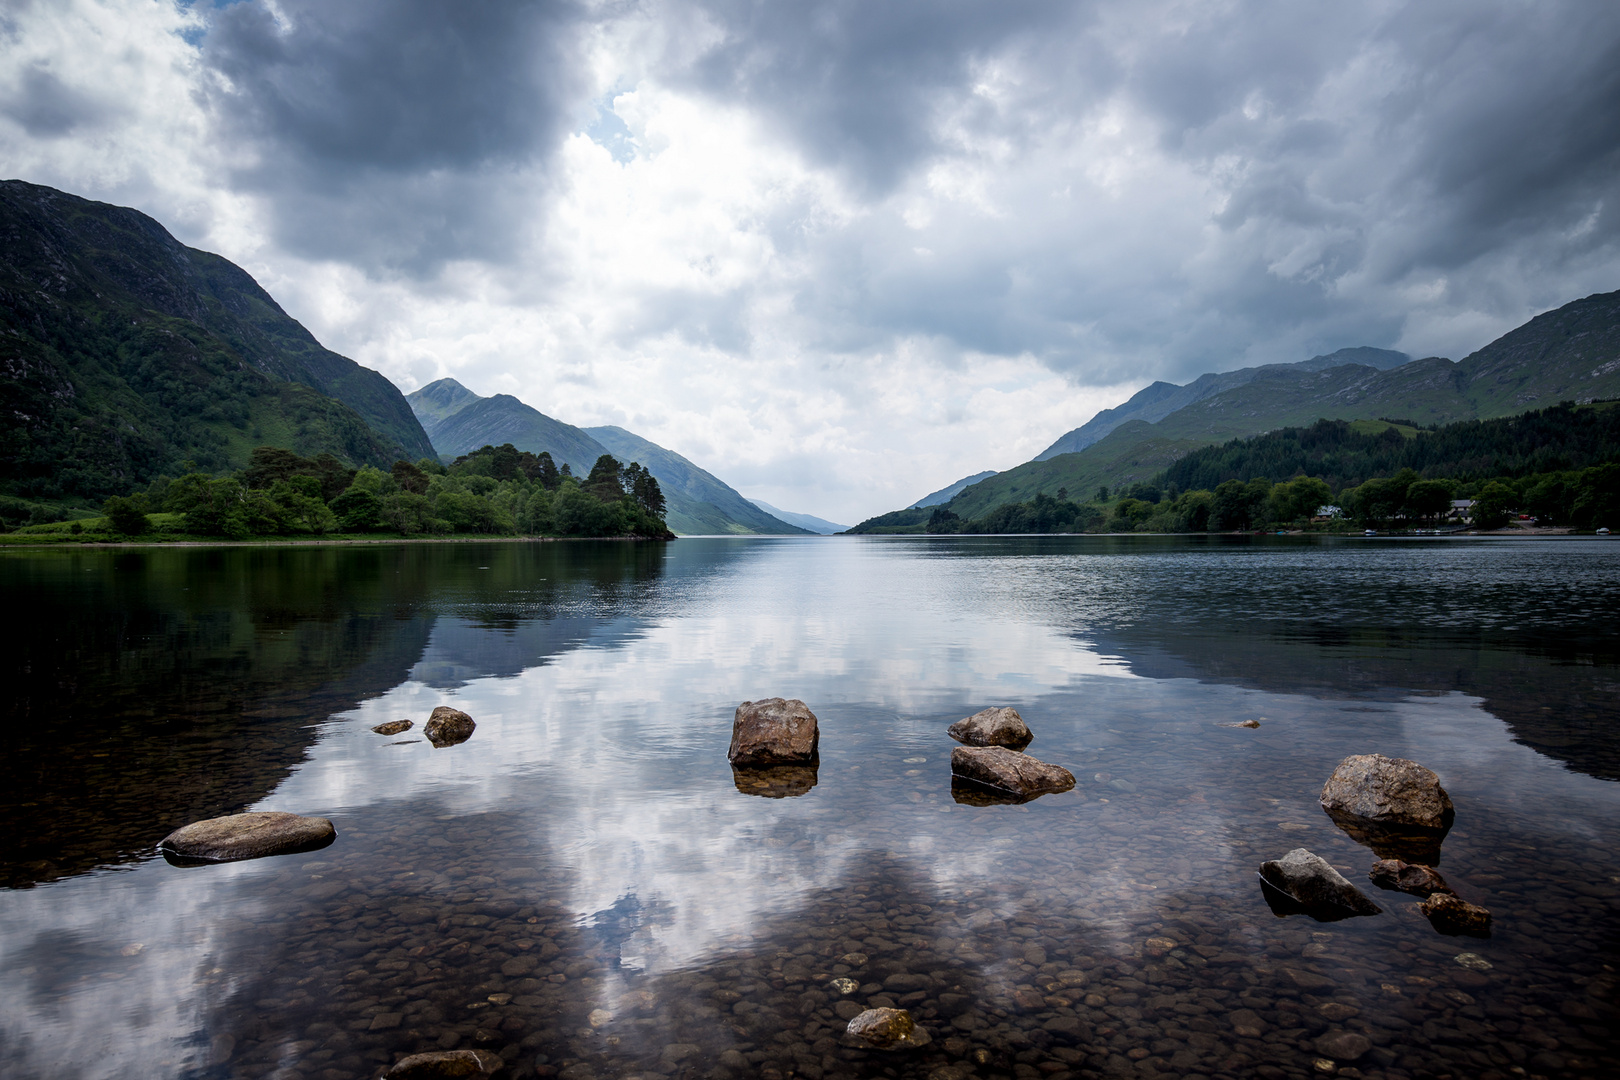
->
3, 1, 1619, 522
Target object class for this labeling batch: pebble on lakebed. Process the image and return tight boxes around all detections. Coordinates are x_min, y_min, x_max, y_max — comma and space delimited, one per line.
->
845, 1007, 930, 1050
384, 1048, 503, 1078
159, 811, 335, 864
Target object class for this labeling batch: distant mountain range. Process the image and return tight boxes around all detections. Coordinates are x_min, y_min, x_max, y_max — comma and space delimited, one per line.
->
405, 378, 809, 536
862, 290, 1620, 529
907, 470, 999, 509
747, 499, 847, 534
0, 180, 435, 501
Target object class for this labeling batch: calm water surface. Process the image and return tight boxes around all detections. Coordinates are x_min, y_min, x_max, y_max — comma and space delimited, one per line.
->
2, 536, 1618, 1080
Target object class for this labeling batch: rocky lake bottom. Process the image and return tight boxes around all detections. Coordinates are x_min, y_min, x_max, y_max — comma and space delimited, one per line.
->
1, 536, 1617, 1080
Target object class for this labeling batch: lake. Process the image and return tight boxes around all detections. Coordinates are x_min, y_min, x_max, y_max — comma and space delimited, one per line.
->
2, 536, 1617, 1080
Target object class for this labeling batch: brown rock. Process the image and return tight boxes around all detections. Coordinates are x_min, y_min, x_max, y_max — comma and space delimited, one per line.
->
947, 707, 1033, 749
159, 812, 335, 864
425, 706, 476, 748
728, 698, 819, 765
1420, 892, 1492, 937
385, 1049, 504, 1078
1320, 753, 1454, 829
846, 1007, 931, 1050
950, 746, 1074, 799
372, 719, 414, 736
1258, 848, 1381, 916
1369, 858, 1452, 897
1315, 1030, 1371, 1061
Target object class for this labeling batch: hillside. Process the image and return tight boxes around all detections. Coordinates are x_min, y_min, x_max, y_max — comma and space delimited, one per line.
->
908, 470, 998, 508
405, 379, 807, 535
943, 291, 1620, 519
747, 499, 847, 534
0, 180, 434, 501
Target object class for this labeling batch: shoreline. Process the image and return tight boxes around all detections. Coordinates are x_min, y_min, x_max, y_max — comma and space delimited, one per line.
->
0, 533, 671, 550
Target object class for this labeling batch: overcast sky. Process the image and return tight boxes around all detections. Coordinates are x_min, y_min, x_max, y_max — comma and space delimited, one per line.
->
4, 0, 1619, 521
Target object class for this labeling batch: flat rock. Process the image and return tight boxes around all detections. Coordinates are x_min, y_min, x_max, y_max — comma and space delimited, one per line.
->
160, 812, 335, 864
1320, 753, 1454, 830
425, 706, 476, 748
1315, 1031, 1371, 1061
846, 1007, 931, 1050
950, 746, 1074, 799
947, 707, 1033, 749
1258, 848, 1381, 917
372, 719, 414, 736
1420, 892, 1492, 937
1369, 858, 1452, 897
385, 1049, 504, 1078
728, 698, 819, 765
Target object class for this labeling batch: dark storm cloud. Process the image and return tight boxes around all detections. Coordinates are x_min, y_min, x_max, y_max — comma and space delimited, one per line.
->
201, 0, 589, 272
2, 64, 110, 137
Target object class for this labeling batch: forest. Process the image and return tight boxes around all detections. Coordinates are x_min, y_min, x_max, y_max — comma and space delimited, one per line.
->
3, 443, 673, 542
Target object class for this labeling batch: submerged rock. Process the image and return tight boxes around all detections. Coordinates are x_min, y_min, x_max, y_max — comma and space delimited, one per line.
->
950, 746, 1074, 799
425, 706, 476, 748
947, 707, 1033, 749
731, 762, 818, 798
846, 1007, 931, 1050
159, 812, 335, 864
1258, 848, 1381, 917
1315, 1030, 1371, 1061
1421, 892, 1493, 937
385, 1049, 504, 1078
1320, 753, 1454, 830
1369, 858, 1452, 897
728, 698, 819, 765
372, 719, 414, 736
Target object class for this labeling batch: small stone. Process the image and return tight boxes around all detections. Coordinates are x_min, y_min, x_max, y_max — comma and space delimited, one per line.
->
159, 812, 335, 864
1144, 936, 1177, 956
949, 746, 1075, 799
839, 952, 869, 966
1317, 1002, 1359, 1021
834, 1000, 865, 1021
207, 1034, 235, 1066
1453, 952, 1492, 970
487, 994, 512, 1005
1229, 1009, 1265, 1037
1368, 858, 1452, 896
660, 1043, 700, 1064
830, 977, 859, 995
1313, 1059, 1337, 1074
1259, 848, 1381, 916
425, 706, 476, 748
372, 719, 414, 736
1320, 753, 1453, 829
947, 707, 1034, 749
1420, 892, 1492, 937
1314, 1031, 1371, 1061
588, 1009, 612, 1027
119, 943, 144, 957
846, 1007, 931, 1050
728, 698, 819, 764
370, 1013, 403, 1030
385, 1049, 504, 1079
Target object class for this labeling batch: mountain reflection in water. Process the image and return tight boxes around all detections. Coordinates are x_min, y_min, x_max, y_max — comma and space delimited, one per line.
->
0, 536, 1616, 1080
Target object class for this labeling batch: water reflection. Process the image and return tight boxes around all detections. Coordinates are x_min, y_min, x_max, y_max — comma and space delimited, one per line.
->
0, 537, 1617, 1080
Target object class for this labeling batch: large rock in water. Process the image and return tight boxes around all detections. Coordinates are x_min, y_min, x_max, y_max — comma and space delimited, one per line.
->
160, 812, 335, 864
950, 746, 1074, 799
1320, 754, 1454, 829
385, 1049, 503, 1078
846, 1007, 931, 1050
1258, 848, 1381, 917
728, 698, 819, 765
947, 706, 1033, 749
424, 706, 475, 748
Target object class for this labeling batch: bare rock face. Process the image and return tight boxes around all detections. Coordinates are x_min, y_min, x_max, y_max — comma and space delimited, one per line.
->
1369, 858, 1452, 897
372, 719, 413, 736
728, 698, 819, 765
1421, 892, 1493, 937
947, 707, 1033, 749
950, 746, 1075, 799
846, 1007, 931, 1050
1320, 754, 1454, 829
424, 706, 476, 748
1258, 848, 1381, 917
385, 1049, 504, 1078
159, 812, 335, 864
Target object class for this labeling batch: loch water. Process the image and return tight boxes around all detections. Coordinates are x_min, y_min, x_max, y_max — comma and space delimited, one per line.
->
2, 536, 1618, 1080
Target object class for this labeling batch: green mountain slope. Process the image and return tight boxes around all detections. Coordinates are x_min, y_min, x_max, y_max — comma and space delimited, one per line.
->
584, 427, 810, 535
908, 470, 998, 508
946, 290, 1620, 519
404, 378, 807, 535
0, 180, 433, 501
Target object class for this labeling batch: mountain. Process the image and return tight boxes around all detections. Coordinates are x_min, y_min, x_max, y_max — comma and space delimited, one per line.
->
583, 427, 810, 536
1033, 346, 1410, 460
942, 292, 1620, 519
746, 499, 846, 534
404, 378, 808, 535
908, 470, 999, 508
0, 180, 435, 500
